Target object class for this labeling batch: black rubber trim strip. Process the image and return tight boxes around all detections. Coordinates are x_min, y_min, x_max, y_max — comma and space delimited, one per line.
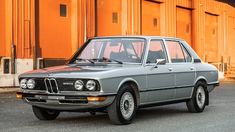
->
140, 82, 219, 93
140, 85, 194, 92
139, 99, 189, 108
207, 82, 220, 86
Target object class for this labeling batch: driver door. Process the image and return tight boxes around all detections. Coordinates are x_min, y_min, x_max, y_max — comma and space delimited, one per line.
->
145, 39, 175, 103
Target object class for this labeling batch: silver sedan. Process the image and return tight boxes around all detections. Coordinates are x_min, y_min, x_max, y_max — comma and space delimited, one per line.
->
18, 36, 219, 125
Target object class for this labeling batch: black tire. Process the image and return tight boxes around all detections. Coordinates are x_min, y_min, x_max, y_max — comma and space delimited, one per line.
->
186, 81, 208, 113
107, 84, 137, 125
32, 106, 60, 120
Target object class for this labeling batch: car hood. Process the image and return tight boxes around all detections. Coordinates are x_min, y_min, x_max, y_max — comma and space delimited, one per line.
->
19, 63, 143, 79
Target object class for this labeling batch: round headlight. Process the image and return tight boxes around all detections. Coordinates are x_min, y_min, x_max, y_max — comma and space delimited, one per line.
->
26, 79, 35, 89
86, 80, 96, 91
20, 79, 27, 89
74, 80, 84, 90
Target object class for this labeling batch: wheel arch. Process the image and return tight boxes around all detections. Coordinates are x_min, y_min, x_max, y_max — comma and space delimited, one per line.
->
193, 76, 209, 105
117, 78, 141, 106
194, 76, 208, 85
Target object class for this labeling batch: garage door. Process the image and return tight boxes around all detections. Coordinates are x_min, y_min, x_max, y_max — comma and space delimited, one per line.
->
142, 0, 160, 35
176, 7, 192, 46
0, 0, 5, 56
227, 17, 235, 64
96, 0, 122, 36
205, 13, 218, 63
39, 0, 71, 59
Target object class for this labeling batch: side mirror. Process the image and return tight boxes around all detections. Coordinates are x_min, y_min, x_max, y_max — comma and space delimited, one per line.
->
154, 59, 166, 68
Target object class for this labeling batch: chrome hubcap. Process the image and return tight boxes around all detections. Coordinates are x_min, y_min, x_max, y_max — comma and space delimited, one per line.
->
120, 92, 135, 120
196, 86, 206, 109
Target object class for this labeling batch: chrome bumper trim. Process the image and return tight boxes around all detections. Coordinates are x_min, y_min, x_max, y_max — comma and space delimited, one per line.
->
21, 92, 116, 111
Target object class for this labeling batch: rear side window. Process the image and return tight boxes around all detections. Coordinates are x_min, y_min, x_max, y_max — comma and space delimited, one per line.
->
166, 41, 186, 63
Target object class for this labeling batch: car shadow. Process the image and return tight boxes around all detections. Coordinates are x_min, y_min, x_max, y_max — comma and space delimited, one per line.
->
135, 104, 189, 122
28, 103, 191, 126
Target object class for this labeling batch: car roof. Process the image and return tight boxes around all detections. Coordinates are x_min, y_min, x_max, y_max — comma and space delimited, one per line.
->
92, 35, 201, 61
92, 35, 184, 41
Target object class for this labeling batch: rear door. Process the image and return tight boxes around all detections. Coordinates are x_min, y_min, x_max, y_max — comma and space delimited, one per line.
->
165, 40, 195, 99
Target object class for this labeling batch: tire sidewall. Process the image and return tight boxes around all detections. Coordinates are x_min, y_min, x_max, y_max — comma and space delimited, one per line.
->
115, 85, 137, 124
192, 82, 207, 112
32, 106, 60, 120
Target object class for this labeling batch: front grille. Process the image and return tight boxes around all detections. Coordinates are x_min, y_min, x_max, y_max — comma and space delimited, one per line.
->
44, 78, 59, 93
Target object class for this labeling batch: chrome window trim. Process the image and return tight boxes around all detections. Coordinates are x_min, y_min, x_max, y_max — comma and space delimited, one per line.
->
144, 39, 169, 65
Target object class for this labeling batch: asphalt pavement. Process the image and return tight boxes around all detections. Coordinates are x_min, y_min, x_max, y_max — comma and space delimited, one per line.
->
1, 81, 235, 132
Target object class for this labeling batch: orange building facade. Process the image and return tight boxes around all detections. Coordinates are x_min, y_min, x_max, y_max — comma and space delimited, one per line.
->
0, 0, 235, 86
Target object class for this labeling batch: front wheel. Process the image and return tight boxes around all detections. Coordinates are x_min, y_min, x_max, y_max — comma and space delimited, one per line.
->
107, 85, 137, 125
186, 81, 208, 113
32, 106, 60, 120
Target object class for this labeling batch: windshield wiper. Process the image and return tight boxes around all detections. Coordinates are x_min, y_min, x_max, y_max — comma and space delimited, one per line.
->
88, 57, 123, 64
101, 57, 123, 64
75, 58, 95, 64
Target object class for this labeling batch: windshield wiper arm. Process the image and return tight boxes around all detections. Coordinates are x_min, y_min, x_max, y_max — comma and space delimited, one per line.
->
75, 58, 95, 64
102, 57, 123, 64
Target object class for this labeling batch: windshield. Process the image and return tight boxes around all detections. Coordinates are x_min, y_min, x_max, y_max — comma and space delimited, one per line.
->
72, 38, 146, 64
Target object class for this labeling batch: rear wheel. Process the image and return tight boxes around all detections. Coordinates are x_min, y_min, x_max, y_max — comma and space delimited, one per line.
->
32, 106, 60, 120
186, 81, 207, 113
107, 84, 137, 125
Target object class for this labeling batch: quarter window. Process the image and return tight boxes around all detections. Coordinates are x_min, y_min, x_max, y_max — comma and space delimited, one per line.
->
147, 40, 167, 63
166, 41, 186, 63
182, 45, 192, 62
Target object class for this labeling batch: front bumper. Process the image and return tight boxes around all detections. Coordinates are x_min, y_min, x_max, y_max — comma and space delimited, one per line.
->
17, 91, 116, 111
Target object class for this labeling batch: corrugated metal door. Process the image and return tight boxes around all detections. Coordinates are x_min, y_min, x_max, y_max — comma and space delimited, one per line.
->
141, 0, 160, 35
0, 0, 5, 56
39, 0, 71, 59
205, 13, 218, 63
176, 7, 192, 46
228, 17, 235, 64
96, 0, 122, 36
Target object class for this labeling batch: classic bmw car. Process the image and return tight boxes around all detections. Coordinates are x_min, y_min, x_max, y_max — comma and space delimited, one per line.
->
17, 36, 219, 124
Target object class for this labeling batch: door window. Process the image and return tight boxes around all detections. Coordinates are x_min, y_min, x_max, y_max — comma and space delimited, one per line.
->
147, 40, 167, 63
166, 41, 188, 63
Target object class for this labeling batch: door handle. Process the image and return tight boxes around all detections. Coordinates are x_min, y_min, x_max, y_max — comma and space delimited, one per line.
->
168, 68, 173, 71
190, 67, 195, 70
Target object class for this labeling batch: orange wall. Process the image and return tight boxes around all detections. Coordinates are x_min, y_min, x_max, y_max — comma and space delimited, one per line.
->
0, 0, 6, 56
1, 0, 235, 66
39, 0, 71, 58
176, 7, 192, 46
205, 13, 218, 63
227, 16, 235, 64
97, 0, 122, 36
142, 0, 161, 35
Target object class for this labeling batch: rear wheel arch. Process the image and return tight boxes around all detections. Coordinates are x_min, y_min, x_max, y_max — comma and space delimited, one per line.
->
193, 78, 209, 105
194, 77, 208, 93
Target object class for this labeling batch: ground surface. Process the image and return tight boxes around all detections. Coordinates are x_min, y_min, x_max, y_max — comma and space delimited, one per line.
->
0, 82, 235, 132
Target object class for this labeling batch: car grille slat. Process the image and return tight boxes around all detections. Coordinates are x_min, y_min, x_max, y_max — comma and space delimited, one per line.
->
44, 78, 59, 93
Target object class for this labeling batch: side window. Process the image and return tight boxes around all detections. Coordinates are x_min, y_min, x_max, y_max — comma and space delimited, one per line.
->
166, 41, 186, 63
182, 45, 192, 62
147, 40, 167, 63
